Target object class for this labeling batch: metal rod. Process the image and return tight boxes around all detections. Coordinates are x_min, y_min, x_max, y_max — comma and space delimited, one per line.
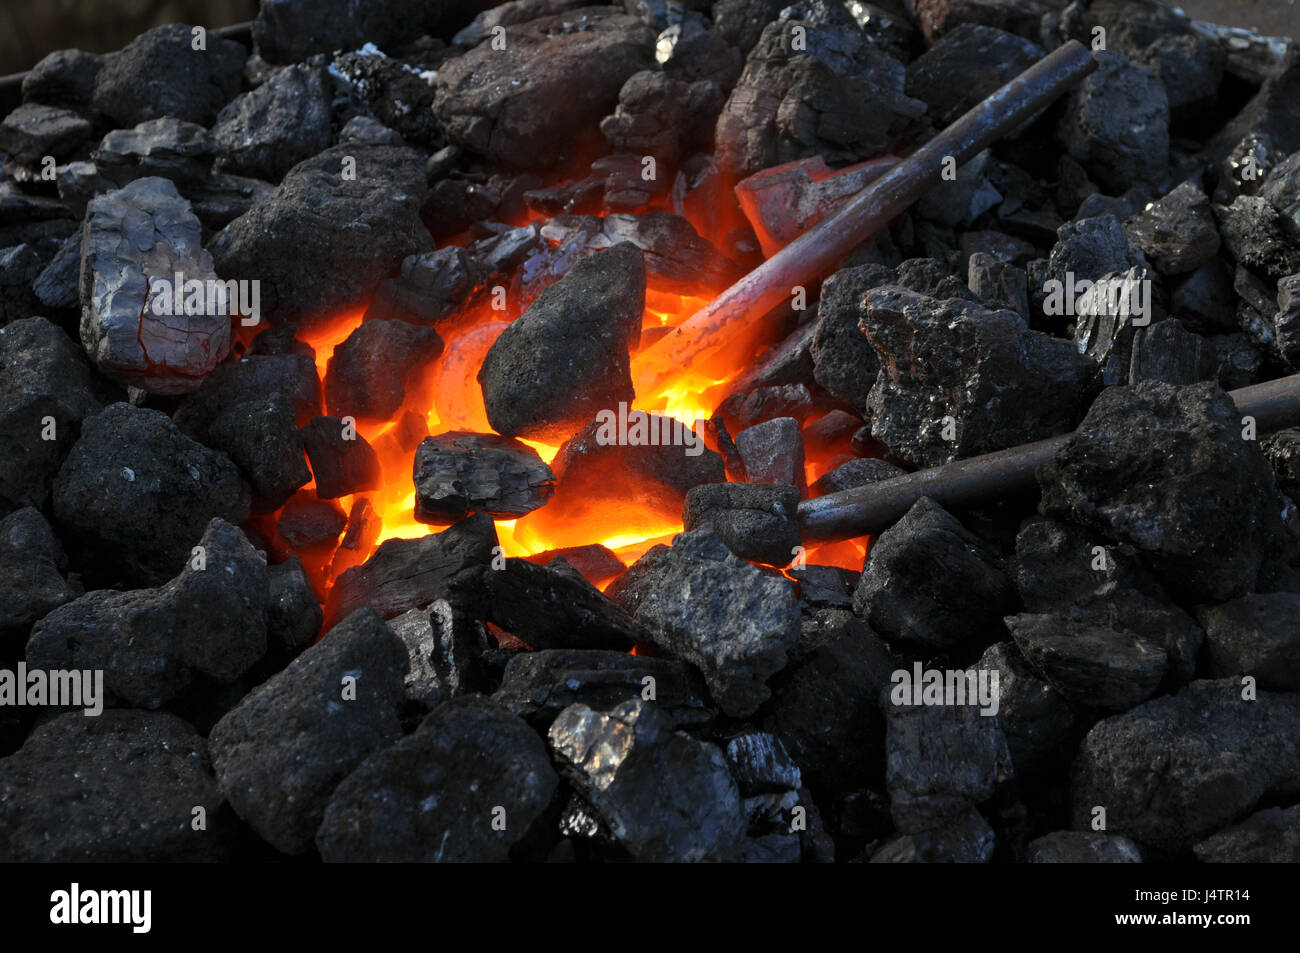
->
798, 374, 1300, 543
632, 39, 1098, 399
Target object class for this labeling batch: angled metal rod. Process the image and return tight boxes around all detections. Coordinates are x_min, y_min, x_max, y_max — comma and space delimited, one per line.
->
633, 39, 1099, 398
798, 374, 1300, 543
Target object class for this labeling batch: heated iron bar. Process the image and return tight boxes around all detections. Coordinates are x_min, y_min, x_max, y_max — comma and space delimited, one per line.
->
798, 372, 1300, 543
632, 37, 1100, 397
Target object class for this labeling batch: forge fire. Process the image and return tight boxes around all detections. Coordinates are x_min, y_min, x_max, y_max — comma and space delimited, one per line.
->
1, 0, 1300, 880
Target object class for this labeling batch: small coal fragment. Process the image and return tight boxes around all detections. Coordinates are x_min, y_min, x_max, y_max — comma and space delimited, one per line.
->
716, 384, 813, 433
726, 731, 801, 795
600, 69, 723, 162
387, 599, 487, 710
0, 244, 46, 324
549, 698, 747, 862
1123, 181, 1220, 276
253, 0, 443, 63
276, 496, 346, 553
1013, 515, 1164, 614
366, 247, 475, 326
976, 642, 1078, 779
209, 143, 431, 328
854, 497, 1014, 652
967, 252, 1029, 321
715, 14, 923, 178
762, 609, 894, 789
174, 353, 321, 430
1084, 0, 1224, 111
32, 233, 81, 312
809, 457, 906, 497
734, 417, 805, 492
1057, 50, 1169, 194
1262, 426, 1300, 499
1195, 594, 1300, 691
212, 62, 332, 181
870, 806, 996, 863
434, 9, 655, 169
683, 482, 800, 565
1026, 831, 1142, 863
80, 176, 230, 394
1071, 679, 1300, 854
493, 649, 711, 727
210, 608, 408, 855
524, 545, 625, 587
0, 710, 230, 862
1214, 195, 1300, 283
21, 49, 103, 109
1037, 380, 1292, 602
52, 403, 249, 585
0, 508, 80, 648
413, 431, 555, 524
1005, 593, 1202, 712
789, 565, 858, 611
205, 393, 312, 509
906, 24, 1042, 127
1277, 274, 1300, 370
862, 286, 1095, 468
0, 103, 93, 166
299, 415, 382, 500
885, 698, 1013, 834
323, 319, 443, 421
479, 242, 644, 444
621, 524, 801, 717
485, 558, 644, 651
92, 24, 246, 127
1205, 46, 1300, 166
328, 48, 445, 150
317, 696, 558, 862
811, 264, 889, 415
92, 118, 213, 188
28, 519, 267, 709
266, 556, 321, 661
1193, 807, 1300, 864
0, 317, 106, 510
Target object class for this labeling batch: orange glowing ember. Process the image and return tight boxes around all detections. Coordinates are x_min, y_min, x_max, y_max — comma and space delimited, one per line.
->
268, 186, 869, 603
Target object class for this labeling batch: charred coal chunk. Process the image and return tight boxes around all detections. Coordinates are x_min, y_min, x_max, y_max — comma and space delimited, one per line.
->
1057, 50, 1169, 195
253, 0, 445, 63
52, 403, 248, 586
600, 69, 724, 163
1037, 380, 1293, 602
434, 9, 655, 170
317, 696, 559, 862
1259, 151, 1300, 237
21, 49, 104, 109
1046, 213, 1148, 289
266, 556, 322, 663
853, 497, 1014, 652
209, 143, 431, 328
92, 24, 246, 127
811, 264, 890, 416
27, 519, 268, 710
1262, 426, 1300, 499
330, 48, 448, 150
976, 641, 1078, 780
0, 244, 46, 324
714, 15, 924, 178
967, 253, 1029, 322
734, 417, 806, 493
0, 104, 93, 166
0, 317, 106, 510
861, 286, 1095, 468
325, 513, 497, 627
1084, 0, 1224, 111
619, 524, 801, 717
175, 353, 321, 430
715, 384, 813, 434
1193, 807, 1300, 864
92, 118, 214, 188
809, 457, 906, 497
1005, 593, 1202, 712
387, 599, 488, 710
1071, 679, 1300, 855
683, 482, 799, 566
1213, 195, 1300, 283
0, 710, 231, 862
485, 558, 645, 651
760, 609, 895, 790
0, 508, 81, 650
479, 242, 644, 444
413, 432, 554, 524
885, 697, 1013, 834
1123, 181, 1220, 277
869, 806, 996, 863
80, 177, 230, 395
1013, 515, 1165, 613
366, 247, 477, 326
212, 62, 332, 182
493, 648, 711, 727
299, 415, 382, 500
1277, 275, 1300, 370
549, 698, 747, 861
324, 319, 443, 421
210, 608, 407, 855
1195, 594, 1300, 691
202, 392, 311, 510
905, 24, 1042, 127
789, 564, 858, 611
1205, 46, 1300, 166
908, 0, 1043, 44
1026, 831, 1143, 863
